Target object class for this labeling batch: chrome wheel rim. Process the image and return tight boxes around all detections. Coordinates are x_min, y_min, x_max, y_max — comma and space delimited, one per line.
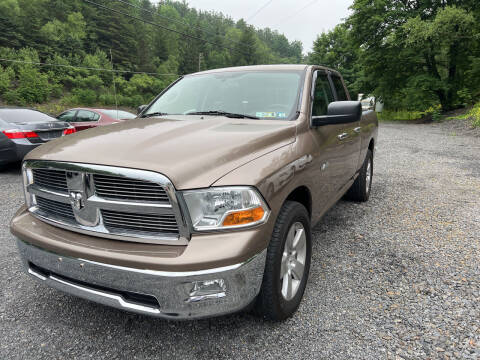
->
366, 159, 372, 194
280, 222, 307, 301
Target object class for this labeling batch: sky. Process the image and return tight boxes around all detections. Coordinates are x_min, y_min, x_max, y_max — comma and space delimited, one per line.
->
183, 0, 353, 53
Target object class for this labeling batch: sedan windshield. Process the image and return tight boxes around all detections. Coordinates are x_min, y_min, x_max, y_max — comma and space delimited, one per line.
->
144, 70, 304, 120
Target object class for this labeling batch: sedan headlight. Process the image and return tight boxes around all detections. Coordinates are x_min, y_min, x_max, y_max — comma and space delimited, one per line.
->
182, 187, 270, 231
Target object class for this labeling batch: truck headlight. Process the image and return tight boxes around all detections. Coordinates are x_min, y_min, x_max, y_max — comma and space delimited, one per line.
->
182, 187, 270, 231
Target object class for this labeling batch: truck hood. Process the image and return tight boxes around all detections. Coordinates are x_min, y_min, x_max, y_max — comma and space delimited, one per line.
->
25, 115, 297, 189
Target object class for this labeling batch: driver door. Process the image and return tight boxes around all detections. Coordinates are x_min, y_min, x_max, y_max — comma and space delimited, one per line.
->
309, 71, 354, 200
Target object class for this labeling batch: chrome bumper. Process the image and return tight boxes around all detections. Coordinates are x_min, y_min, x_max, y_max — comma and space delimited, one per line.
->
16, 239, 267, 319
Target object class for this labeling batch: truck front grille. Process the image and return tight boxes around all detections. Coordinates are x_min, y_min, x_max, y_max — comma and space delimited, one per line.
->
32, 168, 68, 193
102, 210, 179, 235
36, 196, 74, 220
25, 161, 187, 245
93, 174, 170, 203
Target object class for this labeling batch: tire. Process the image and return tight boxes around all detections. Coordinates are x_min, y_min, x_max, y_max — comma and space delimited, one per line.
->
346, 149, 373, 202
255, 201, 311, 321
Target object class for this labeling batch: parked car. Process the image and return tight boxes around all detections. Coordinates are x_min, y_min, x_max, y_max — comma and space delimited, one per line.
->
57, 108, 136, 131
0, 108, 75, 167
11, 65, 378, 321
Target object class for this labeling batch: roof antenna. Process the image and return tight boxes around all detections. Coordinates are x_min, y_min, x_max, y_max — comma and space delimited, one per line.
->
110, 48, 119, 120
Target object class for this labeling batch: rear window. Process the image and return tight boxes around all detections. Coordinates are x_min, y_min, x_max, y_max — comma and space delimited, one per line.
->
99, 110, 136, 120
0, 109, 58, 124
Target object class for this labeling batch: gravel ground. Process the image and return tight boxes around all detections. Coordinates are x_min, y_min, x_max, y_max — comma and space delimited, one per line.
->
1, 121, 479, 359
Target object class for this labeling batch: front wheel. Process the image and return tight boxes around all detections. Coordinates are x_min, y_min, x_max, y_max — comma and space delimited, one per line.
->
255, 201, 311, 320
346, 149, 373, 202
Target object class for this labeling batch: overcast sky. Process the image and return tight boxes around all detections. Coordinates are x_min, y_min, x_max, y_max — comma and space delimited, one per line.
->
183, 0, 353, 53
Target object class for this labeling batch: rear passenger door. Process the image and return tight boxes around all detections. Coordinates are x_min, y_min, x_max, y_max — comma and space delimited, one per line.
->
70, 110, 100, 131
329, 73, 362, 180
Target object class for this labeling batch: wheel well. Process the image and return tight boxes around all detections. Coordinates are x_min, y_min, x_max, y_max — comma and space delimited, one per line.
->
285, 186, 312, 218
368, 138, 375, 155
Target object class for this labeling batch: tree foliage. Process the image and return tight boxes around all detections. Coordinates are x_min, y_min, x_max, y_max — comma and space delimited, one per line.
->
0, 0, 304, 108
309, 0, 480, 111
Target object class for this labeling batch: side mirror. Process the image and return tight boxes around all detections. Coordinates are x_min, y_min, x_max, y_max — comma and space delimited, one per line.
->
312, 101, 362, 127
137, 105, 147, 115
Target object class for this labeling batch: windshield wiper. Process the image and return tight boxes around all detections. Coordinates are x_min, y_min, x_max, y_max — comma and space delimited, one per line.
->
141, 112, 170, 118
185, 110, 259, 119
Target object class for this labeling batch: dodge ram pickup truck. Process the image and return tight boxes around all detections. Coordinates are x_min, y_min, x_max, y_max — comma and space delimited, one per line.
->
10, 65, 378, 320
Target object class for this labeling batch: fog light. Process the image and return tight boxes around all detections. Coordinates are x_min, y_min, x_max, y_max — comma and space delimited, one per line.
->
188, 279, 226, 302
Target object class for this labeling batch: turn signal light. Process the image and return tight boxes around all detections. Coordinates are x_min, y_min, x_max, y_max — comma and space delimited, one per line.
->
2, 130, 39, 139
63, 127, 76, 136
222, 206, 265, 227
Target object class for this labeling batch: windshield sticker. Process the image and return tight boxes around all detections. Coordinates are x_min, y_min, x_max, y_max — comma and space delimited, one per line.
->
256, 112, 287, 118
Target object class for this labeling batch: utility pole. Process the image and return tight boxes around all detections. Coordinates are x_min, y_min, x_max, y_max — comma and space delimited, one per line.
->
198, 52, 203, 72
109, 48, 118, 117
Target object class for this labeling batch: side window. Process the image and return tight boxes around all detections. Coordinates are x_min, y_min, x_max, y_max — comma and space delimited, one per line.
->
312, 72, 335, 116
331, 75, 348, 101
76, 110, 97, 122
57, 110, 76, 122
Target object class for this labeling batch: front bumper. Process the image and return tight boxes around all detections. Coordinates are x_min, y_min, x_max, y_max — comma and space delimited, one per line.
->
17, 239, 266, 319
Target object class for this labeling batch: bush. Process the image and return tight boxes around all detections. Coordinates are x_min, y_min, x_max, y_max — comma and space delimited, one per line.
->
469, 103, 480, 128
71, 88, 97, 105
16, 66, 52, 103
0, 65, 14, 94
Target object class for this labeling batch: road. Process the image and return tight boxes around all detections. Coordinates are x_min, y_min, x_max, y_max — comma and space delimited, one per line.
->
1, 122, 479, 359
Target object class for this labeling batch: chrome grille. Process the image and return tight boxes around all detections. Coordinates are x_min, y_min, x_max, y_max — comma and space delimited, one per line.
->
36, 196, 74, 220
93, 174, 169, 203
102, 210, 179, 234
24, 161, 188, 245
32, 168, 68, 193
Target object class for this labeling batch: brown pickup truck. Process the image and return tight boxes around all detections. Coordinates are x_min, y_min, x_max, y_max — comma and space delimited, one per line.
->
11, 65, 378, 320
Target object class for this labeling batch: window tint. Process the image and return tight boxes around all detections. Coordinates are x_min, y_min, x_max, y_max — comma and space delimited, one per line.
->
331, 75, 348, 101
0, 109, 58, 123
57, 110, 77, 122
76, 110, 99, 122
312, 73, 335, 116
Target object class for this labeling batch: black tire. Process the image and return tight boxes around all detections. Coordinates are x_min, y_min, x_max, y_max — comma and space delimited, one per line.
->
346, 149, 373, 202
255, 201, 311, 321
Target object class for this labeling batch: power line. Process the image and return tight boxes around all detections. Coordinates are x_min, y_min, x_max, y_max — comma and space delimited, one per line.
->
83, 0, 251, 56
271, 0, 319, 27
110, 0, 255, 51
247, 0, 275, 22
0, 58, 179, 76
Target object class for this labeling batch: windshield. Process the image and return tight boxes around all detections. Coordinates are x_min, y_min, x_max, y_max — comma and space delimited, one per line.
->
99, 110, 136, 119
144, 70, 304, 120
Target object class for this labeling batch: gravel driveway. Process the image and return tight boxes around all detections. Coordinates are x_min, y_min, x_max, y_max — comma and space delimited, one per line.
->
1, 121, 479, 359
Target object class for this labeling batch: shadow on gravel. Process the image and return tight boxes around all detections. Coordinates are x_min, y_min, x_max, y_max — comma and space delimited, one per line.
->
0, 161, 22, 175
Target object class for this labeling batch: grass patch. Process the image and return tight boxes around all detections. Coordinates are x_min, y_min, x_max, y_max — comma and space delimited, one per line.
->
377, 105, 442, 122
377, 110, 424, 122
470, 104, 480, 128
446, 103, 480, 128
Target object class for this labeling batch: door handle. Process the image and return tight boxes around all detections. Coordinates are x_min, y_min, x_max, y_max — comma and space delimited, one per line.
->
354, 127, 362, 133
337, 132, 349, 140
